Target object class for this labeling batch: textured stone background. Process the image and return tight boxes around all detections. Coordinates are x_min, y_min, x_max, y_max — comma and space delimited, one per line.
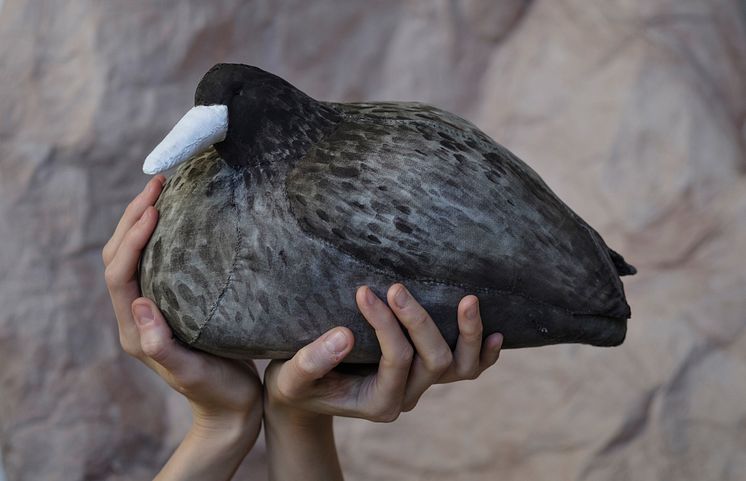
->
1, 1, 745, 480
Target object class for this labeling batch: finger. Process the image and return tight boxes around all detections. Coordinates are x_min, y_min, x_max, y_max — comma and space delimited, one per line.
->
447, 295, 484, 381
103, 175, 165, 265
131, 297, 202, 382
356, 286, 413, 407
104, 206, 159, 291
274, 327, 354, 401
106, 206, 159, 350
105, 176, 164, 263
386, 284, 451, 409
400, 333, 454, 411
387, 284, 452, 375
478, 333, 504, 373
399, 357, 431, 411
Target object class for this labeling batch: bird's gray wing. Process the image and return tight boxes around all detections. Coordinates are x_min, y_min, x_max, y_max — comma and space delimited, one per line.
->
286, 102, 629, 318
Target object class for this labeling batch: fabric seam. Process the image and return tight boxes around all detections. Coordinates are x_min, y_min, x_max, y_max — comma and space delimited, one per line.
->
189, 170, 243, 345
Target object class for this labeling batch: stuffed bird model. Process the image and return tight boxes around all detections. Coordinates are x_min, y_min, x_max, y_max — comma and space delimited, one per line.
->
138, 63, 635, 362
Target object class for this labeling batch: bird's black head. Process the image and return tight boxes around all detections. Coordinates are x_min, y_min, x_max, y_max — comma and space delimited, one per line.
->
141, 64, 340, 176
194, 63, 338, 170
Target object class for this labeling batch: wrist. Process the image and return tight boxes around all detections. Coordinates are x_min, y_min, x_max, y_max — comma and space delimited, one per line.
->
191, 404, 263, 449
263, 393, 342, 481
155, 409, 262, 481
264, 390, 331, 431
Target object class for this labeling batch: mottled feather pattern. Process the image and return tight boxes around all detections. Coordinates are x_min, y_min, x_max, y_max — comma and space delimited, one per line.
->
289, 102, 629, 318
140, 150, 241, 345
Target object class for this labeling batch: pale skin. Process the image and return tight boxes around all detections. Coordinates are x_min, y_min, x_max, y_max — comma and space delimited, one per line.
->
103, 177, 504, 481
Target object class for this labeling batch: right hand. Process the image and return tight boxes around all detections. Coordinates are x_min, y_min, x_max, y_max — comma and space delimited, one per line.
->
264, 283, 503, 424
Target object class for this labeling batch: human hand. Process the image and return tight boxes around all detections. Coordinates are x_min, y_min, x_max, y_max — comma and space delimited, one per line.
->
265, 283, 503, 422
103, 176, 262, 480
262, 284, 502, 481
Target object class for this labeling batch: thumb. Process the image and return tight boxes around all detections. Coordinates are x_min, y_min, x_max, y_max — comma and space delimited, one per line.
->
131, 297, 193, 375
278, 327, 354, 399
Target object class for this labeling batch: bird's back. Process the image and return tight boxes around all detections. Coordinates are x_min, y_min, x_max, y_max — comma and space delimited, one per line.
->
287, 101, 631, 320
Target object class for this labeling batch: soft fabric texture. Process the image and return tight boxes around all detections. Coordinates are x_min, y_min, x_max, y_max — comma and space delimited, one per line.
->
139, 64, 635, 362
143, 105, 228, 174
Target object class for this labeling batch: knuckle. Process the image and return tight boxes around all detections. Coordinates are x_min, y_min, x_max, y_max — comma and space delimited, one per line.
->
455, 361, 479, 380
119, 338, 142, 358
123, 222, 144, 243
382, 344, 413, 370
377, 412, 400, 423
462, 325, 483, 342
103, 265, 121, 287
101, 244, 112, 265
407, 311, 430, 330
392, 344, 414, 367
124, 197, 142, 217
369, 405, 401, 423
274, 378, 298, 403
426, 348, 453, 373
173, 378, 200, 397
293, 349, 317, 378
173, 369, 205, 395
140, 336, 168, 362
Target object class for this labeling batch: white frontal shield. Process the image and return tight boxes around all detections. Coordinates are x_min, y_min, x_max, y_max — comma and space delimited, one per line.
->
142, 104, 228, 174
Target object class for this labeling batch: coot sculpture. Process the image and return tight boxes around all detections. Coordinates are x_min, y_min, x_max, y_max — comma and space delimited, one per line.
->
139, 63, 635, 362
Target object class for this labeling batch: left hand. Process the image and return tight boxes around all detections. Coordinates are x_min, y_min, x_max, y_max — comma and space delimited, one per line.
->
103, 176, 263, 456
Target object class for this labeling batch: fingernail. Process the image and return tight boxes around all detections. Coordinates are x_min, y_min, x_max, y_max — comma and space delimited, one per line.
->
324, 329, 348, 355
133, 304, 154, 326
393, 285, 410, 308
466, 299, 478, 320
364, 287, 376, 306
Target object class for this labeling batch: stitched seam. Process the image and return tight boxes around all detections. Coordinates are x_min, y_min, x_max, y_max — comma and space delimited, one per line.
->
189, 172, 243, 345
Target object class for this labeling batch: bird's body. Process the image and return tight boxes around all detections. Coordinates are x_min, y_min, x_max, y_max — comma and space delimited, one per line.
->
139, 64, 634, 362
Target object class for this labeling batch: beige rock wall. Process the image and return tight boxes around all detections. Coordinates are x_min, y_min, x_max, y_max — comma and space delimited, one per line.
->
1, 1, 744, 480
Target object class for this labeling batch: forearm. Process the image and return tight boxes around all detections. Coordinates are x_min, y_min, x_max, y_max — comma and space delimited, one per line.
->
264, 405, 343, 481
155, 416, 260, 481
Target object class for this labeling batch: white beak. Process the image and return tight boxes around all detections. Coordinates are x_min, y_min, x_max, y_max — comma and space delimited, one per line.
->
142, 104, 229, 174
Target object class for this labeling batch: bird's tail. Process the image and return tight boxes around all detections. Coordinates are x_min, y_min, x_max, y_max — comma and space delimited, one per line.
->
608, 248, 637, 276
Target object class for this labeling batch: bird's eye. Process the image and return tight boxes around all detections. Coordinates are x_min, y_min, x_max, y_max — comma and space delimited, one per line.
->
235, 87, 244, 96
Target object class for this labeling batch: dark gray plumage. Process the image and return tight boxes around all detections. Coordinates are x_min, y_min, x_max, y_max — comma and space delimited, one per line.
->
139, 63, 635, 362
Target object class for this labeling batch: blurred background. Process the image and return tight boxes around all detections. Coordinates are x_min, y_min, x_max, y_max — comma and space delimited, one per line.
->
1, 0, 745, 480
